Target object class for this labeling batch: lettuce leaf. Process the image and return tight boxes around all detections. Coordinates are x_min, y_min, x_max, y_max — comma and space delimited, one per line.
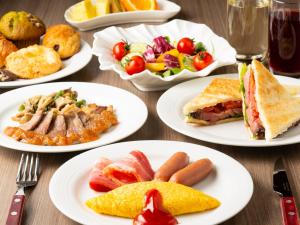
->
238, 63, 248, 124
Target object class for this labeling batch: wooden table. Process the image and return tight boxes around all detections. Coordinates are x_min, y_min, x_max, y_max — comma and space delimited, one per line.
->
0, 0, 299, 224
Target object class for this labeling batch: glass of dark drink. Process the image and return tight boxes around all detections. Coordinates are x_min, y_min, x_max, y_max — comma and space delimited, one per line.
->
269, 0, 300, 76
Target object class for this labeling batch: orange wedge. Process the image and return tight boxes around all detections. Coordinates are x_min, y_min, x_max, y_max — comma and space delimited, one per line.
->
120, 0, 157, 11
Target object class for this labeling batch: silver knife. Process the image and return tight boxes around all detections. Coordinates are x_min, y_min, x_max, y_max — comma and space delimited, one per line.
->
273, 158, 300, 225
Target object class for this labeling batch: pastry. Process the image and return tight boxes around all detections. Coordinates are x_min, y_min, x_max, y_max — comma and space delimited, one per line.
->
5, 45, 62, 79
42, 24, 80, 59
0, 34, 17, 68
0, 11, 45, 48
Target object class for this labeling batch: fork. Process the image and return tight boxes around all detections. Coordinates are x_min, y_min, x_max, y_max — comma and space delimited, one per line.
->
5, 153, 40, 225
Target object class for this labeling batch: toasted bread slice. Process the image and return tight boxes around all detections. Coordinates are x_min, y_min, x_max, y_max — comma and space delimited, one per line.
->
250, 60, 300, 140
183, 78, 242, 124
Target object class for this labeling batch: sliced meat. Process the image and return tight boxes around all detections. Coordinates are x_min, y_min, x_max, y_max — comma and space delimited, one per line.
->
89, 157, 120, 192
190, 100, 243, 122
244, 68, 265, 138
66, 113, 85, 135
103, 151, 154, 185
78, 111, 89, 126
19, 110, 44, 131
130, 151, 155, 178
34, 111, 54, 135
48, 114, 67, 137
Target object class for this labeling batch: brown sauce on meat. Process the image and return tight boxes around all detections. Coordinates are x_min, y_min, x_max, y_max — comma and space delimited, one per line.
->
4, 110, 118, 146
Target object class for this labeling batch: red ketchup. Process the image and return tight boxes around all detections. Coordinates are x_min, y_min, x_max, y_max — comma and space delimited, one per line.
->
133, 189, 178, 225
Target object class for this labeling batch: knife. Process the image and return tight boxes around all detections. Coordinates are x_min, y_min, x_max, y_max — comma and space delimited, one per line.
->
273, 158, 300, 225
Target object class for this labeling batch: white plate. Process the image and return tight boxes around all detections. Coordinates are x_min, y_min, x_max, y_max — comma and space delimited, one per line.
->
157, 74, 300, 147
49, 140, 253, 225
92, 19, 236, 91
0, 40, 92, 88
0, 82, 147, 153
64, 0, 181, 31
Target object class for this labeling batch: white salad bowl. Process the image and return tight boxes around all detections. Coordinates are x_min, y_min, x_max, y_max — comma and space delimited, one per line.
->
92, 19, 236, 91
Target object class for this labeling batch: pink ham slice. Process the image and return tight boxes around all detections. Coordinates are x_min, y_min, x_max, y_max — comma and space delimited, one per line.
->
102, 151, 154, 185
88, 157, 120, 192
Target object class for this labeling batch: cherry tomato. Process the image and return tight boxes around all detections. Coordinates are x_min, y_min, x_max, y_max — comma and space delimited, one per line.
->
112, 41, 129, 61
125, 56, 145, 75
193, 51, 213, 70
177, 38, 195, 55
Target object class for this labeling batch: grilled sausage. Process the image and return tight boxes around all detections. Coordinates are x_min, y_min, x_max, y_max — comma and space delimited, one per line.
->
169, 158, 213, 186
154, 152, 189, 181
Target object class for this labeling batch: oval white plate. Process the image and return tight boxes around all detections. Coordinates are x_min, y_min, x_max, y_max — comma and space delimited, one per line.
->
92, 19, 236, 91
65, 0, 181, 31
0, 82, 148, 153
49, 140, 253, 225
0, 40, 92, 88
157, 74, 300, 147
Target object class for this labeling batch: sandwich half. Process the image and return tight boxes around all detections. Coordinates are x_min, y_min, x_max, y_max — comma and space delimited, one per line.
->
239, 59, 300, 140
183, 78, 243, 125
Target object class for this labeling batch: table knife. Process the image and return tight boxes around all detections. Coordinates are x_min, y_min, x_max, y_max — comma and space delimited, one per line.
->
273, 158, 300, 225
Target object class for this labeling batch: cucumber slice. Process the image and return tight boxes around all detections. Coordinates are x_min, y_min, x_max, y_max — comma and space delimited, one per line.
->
130, 43, 148, 54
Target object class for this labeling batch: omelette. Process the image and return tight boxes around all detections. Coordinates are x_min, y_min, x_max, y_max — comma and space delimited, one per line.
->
86, 181, 220, 218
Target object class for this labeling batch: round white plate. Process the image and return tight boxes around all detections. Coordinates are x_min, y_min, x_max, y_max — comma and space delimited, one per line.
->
0, 82, 147, 153
157, 74, 300, 147
49, 140, 253, 225
0, 40, 92, 88
65, 0, 181, 31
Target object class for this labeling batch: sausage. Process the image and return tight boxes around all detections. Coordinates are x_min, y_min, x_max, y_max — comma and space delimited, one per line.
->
169, 158, 213, 186
154, 152, 189, 181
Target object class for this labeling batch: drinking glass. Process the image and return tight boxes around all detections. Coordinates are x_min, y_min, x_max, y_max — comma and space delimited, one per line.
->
227, 0, 269, 61
269, 0, 300, 76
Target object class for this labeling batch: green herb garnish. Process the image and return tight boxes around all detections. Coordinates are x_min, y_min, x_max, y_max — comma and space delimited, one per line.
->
76, 99, 86, 108
18, 104, 25, 112
54, 90, 64, 100
195, 42, 206, 53
164, 36, 171, 43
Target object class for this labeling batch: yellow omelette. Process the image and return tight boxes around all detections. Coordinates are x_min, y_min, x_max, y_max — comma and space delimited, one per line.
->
86, 181, 220, 218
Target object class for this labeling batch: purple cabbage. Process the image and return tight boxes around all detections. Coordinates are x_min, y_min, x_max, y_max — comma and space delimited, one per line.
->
143, 45, 156, 63
163, 54, 180, 68
152, 36, 174, 55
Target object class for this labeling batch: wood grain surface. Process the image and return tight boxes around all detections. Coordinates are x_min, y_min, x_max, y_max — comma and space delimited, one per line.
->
0, 0, 299, 225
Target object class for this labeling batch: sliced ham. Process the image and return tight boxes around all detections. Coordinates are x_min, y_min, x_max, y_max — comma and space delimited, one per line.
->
89, 157, 120, 192
190, 101, 242, 122
102, 151, 154, 185
243, 69, 265, 138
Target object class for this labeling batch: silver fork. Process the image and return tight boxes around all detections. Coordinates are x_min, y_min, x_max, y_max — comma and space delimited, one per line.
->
5, 153, 40, 225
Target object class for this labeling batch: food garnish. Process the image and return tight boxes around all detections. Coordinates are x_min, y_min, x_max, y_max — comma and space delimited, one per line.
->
112, 36, 213, 76
4, 88, 118, 146
133, 189, 178, 225
86, 181, 220, 218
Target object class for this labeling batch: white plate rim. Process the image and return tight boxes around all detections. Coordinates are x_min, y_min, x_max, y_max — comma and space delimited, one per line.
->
0, 40, 92, 88
157, 74, 300, 147
64, 0, 181, 31
49, 140, 254, 225
0, 82, 148, 153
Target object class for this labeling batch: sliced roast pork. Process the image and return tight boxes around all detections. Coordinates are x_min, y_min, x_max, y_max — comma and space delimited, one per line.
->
48, 114, 66, 137
34, 111, 54, 135
19, 110, 44, 131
